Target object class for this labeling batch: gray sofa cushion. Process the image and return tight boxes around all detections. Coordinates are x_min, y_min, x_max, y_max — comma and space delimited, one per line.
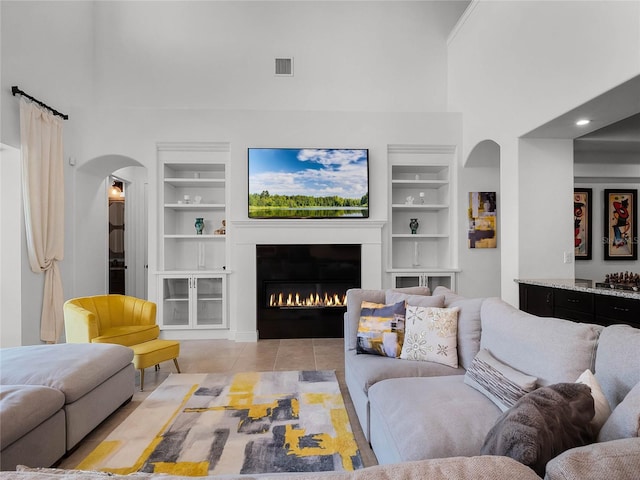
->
598, 381, 640, 442
385, 291, 444, 308
368, 375, 502, 464
345, 349, 464, 395
0, 385, 65, 448
0, 343, 134, 403
448, 297, 484, 370
594, 324, 640, 410
545, 437, 640, 480
480, 298, 602, 386
432, 286, 467, 306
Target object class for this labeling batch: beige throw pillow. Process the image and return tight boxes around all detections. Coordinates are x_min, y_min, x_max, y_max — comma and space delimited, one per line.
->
576, 369, 612, 433
400, 306, 460, 368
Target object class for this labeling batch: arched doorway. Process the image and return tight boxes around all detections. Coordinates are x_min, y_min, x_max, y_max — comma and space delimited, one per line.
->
75, 155, 147, 299
457, 139, 502, 297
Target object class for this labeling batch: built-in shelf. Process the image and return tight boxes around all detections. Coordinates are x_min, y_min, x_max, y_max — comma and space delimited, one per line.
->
157, 142, 230, 335
387, 144, 457, 289
164, 204, 225, 210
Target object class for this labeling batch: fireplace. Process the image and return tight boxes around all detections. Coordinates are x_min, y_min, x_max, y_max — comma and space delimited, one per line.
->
256, 244, 361, 339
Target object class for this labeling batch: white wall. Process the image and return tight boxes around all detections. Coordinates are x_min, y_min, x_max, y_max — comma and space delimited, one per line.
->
518, 138, 575, 278
1, 1, 467, 342
0, 144, 22, 346
90, 1, 467, 112
448, 0, 640, 304
1, 1, 94, 344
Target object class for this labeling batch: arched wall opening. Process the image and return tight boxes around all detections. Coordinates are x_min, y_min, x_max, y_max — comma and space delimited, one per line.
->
456, 139, 502, 298
73, 155, 148, 299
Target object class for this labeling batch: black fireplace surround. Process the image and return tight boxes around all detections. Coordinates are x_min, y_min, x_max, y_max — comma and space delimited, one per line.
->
256, 244, 362, 339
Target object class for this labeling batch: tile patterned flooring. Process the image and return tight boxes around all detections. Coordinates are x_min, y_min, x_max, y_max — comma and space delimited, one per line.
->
59, 338, 378, 469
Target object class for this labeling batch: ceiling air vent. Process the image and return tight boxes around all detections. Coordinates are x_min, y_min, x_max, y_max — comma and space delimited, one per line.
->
275, 57, 294, 77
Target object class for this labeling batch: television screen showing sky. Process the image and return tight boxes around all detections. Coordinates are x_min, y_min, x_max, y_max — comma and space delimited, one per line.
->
248, 148, 368, 199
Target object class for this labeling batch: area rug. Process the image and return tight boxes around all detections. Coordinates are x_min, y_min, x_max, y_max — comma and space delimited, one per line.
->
77, 371, 363, 476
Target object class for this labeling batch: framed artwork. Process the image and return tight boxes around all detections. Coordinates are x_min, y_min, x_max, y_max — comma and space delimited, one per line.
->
603, 189, 637, 261
574, 188, 592, 260
468, 192, 497, 248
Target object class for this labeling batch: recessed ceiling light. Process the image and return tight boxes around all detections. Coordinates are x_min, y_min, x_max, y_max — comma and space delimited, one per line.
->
576, 119, 591, 126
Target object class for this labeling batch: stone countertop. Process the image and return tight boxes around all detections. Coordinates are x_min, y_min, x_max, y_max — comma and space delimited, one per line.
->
515, 278, 640, 300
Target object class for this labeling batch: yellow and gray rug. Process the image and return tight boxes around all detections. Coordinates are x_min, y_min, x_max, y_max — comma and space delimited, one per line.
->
77, 371, 363, 476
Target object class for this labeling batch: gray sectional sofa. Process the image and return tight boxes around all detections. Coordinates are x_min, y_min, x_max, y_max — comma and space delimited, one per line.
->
344, 286, 640, 478
0, 343, 135, 471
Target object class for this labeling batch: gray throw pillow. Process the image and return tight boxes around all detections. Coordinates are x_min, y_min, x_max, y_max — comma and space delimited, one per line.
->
481, 383, 596, 477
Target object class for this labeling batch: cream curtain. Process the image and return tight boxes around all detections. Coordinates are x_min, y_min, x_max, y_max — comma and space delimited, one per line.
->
19, 98, 65, 343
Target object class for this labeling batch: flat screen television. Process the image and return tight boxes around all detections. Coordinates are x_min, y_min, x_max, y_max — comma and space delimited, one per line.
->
248, 148, 369, 219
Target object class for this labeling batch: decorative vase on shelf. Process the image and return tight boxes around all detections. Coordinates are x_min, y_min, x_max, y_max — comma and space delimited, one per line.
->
412, 241, 421, 267
409, 218, 419, 234
197, 241, 206, 270
195, 217, 205, 235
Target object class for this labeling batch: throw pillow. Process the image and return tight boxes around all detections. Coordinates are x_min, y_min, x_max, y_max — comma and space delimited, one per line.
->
481, 383, 596, 477
385, 291, 445, 309
432, 285, 466, 306
390, 286, 431, 296
400, 306, 460, 367
576, 369, 612, 433
464, 349, 538, 412
598, 381, 640, 442
356, 300, 406, 358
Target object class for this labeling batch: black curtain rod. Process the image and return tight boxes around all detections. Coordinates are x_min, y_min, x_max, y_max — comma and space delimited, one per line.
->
11, 86, 69, 120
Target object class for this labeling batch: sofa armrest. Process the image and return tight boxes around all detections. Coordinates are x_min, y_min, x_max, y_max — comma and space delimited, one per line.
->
63, 302, 99, 343
544, 437, 640, 480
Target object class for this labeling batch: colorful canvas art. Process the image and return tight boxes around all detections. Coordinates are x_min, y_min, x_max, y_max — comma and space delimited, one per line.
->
574, 189, 592, 260
468, 192, 497, 248
604, 189, 637, 260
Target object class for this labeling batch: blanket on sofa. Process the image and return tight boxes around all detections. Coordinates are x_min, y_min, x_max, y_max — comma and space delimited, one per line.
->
481, 383, 595, 476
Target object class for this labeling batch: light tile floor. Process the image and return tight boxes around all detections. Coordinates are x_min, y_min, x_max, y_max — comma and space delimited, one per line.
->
59, 338, 378, 469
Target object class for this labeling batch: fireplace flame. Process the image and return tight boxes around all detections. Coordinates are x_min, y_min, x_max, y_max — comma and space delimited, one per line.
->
269, 291, 347, 307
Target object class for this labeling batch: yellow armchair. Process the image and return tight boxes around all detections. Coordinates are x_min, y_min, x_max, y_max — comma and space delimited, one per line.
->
64, 295, 160, 346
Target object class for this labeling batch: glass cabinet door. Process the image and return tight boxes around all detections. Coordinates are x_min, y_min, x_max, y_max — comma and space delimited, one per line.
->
162, 277, 190, 327
194, 276, 224, 327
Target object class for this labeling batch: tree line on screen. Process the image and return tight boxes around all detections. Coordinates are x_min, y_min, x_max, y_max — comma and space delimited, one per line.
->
249, 190, 369, 209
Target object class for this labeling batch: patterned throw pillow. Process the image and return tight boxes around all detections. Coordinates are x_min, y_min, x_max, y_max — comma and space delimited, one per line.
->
464, 349, 538, 412
356, 300, 406, 358
399, 306, 460, 368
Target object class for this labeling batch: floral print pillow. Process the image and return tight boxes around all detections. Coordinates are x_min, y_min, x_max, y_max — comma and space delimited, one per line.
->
400, 306, 460, 367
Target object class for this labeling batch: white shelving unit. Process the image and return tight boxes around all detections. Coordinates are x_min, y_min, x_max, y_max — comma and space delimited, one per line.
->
156, 142, 230, 333
387, 145, 458, 290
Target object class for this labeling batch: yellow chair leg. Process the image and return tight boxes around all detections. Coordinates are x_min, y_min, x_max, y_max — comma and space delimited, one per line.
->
174, 358, 181, 373
139, 368, 145, 392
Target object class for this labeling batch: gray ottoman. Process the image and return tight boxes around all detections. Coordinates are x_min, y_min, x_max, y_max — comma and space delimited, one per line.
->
0, 343, 135, 450
0, 385, 65, 470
